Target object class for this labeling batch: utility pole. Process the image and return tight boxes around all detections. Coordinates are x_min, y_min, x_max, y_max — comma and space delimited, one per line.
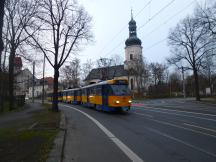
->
32, 61, 35, 103
181, 66, 186, 98
42, 54, 45, 104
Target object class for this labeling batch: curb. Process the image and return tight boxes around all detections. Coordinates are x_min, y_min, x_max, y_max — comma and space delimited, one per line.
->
47, 112, 67, 162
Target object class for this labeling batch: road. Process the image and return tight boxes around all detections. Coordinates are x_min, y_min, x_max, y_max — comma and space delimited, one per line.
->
60, 98, 216, 162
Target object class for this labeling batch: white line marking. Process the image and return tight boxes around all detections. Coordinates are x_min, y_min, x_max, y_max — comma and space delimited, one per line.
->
146, 127, 216, 158
133, 112, 153, 118
161, 101, 166, 104
63, 104, 144, 162
133, 107, 216, 122
184, 123, 216, 133
132, 112, 216, 139
133, 105, 216, 117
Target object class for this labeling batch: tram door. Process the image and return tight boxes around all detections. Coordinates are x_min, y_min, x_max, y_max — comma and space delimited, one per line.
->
102, 85, 108, 106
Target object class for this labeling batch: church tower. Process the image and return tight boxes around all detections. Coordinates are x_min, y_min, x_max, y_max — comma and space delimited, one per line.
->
124, 11, 142, 70
124, 11, 143, 91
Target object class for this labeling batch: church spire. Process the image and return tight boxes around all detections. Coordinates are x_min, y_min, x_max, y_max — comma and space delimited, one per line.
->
131, 8, 133, 20
125, 10, 142, 46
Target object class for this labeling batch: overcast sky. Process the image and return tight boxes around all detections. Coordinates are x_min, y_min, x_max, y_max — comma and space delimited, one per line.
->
38, 0, 208, 78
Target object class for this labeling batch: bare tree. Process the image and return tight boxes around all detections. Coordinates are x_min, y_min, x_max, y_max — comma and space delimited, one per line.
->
0, 0, 6, 111
200, 50, 216, 95
110, 54, 123, 66
196, 2, 216, 35
0, 0, 5, 70
96, 57, 114, 80
3, 0, 39, 110
149, 62, 167, 86
61, 58, 81, 88
167, 15, 215, 101
25, 0, 92, 111
168, 71, 182, 95
127, 57, 149, 94
82, 59, 94, 80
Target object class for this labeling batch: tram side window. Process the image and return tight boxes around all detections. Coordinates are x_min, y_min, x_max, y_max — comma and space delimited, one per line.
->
82, 89, 87, 96
95, 86, 102, 95
58, 92, 62, 97
76, 90, 82, 96
63, 92, 66, 97
67, 91, 70, 96
102, 85, 113, 95
89, 88, 92, 95
89, 87, 96, 95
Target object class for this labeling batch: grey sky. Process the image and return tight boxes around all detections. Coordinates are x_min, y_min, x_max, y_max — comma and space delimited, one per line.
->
40, 0, 207, 78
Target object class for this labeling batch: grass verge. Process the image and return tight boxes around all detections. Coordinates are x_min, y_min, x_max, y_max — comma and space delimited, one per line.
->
0, 103, 60, 162
201, 96, 216, 104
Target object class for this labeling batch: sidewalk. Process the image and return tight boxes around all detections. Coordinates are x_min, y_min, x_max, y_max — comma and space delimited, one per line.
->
0, 101, 43, 128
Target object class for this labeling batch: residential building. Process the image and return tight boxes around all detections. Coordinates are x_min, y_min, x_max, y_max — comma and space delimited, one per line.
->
28, 77, 54, 98
14, 57, 33, 96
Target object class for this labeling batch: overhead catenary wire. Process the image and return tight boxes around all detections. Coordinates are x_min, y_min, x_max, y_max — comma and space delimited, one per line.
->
100, 0, 153, 57
104, 0, 178, 57
137, 0, 176, 30
104, 0, 197, 57
142, 0, 196, 54
141, 0, 196, 39
144, 37, 167, 52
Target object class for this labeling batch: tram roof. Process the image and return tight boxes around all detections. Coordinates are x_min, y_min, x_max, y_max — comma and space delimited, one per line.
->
81, 79, 128, 89
62, 79, 128, 92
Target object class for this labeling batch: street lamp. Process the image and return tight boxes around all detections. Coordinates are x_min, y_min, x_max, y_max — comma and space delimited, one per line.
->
42, 54, 45, 104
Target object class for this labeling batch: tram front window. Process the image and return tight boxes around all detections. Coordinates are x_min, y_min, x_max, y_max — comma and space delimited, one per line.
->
110, 85, 130, 95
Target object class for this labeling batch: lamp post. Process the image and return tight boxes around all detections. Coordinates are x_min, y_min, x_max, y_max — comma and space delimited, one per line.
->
32, 61, 35, 103
42, 54, 45, 104
181, 66, 186, 98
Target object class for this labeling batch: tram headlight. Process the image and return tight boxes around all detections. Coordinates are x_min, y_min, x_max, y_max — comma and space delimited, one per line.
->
115, 100, 120, 104
128, 100, 132, 103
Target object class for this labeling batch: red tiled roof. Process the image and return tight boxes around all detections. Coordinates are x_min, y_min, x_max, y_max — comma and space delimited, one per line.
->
14, 57, 22, 67
41, 77, 54, 85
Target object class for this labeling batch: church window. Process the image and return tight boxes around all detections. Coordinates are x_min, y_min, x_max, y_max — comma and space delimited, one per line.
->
130, 54, 133, 60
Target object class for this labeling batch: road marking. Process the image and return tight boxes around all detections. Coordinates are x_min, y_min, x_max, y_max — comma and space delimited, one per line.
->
133, 105, 216, 117
146, 127, 216, 158
132, 112, 216, 139
184, 123, 216, 133
161, 101, 166, 104
62, 104, 144, 162
133, 112, 153, 118
133, 107, 216, 122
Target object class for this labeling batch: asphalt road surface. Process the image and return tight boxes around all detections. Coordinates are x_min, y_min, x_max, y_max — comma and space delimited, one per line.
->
60, 98, 216, 162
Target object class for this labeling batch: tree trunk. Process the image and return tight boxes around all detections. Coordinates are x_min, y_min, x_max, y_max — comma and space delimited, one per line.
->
52, 68, 59, 111
0, 72, 3, 112
0, 0, 5, 111
8, 49, 16, 110
193, 68, 200, 101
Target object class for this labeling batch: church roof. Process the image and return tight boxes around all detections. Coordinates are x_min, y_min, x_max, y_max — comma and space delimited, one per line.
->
125, 36, 142, 46
40, 77, 54, 85
125, 12, 142, 47
85, 65, 128, 81
129, 18, 136, 25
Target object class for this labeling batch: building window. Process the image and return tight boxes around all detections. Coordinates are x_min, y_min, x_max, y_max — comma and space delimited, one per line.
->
130, 54, 133, 60
130, 78, 133, 90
